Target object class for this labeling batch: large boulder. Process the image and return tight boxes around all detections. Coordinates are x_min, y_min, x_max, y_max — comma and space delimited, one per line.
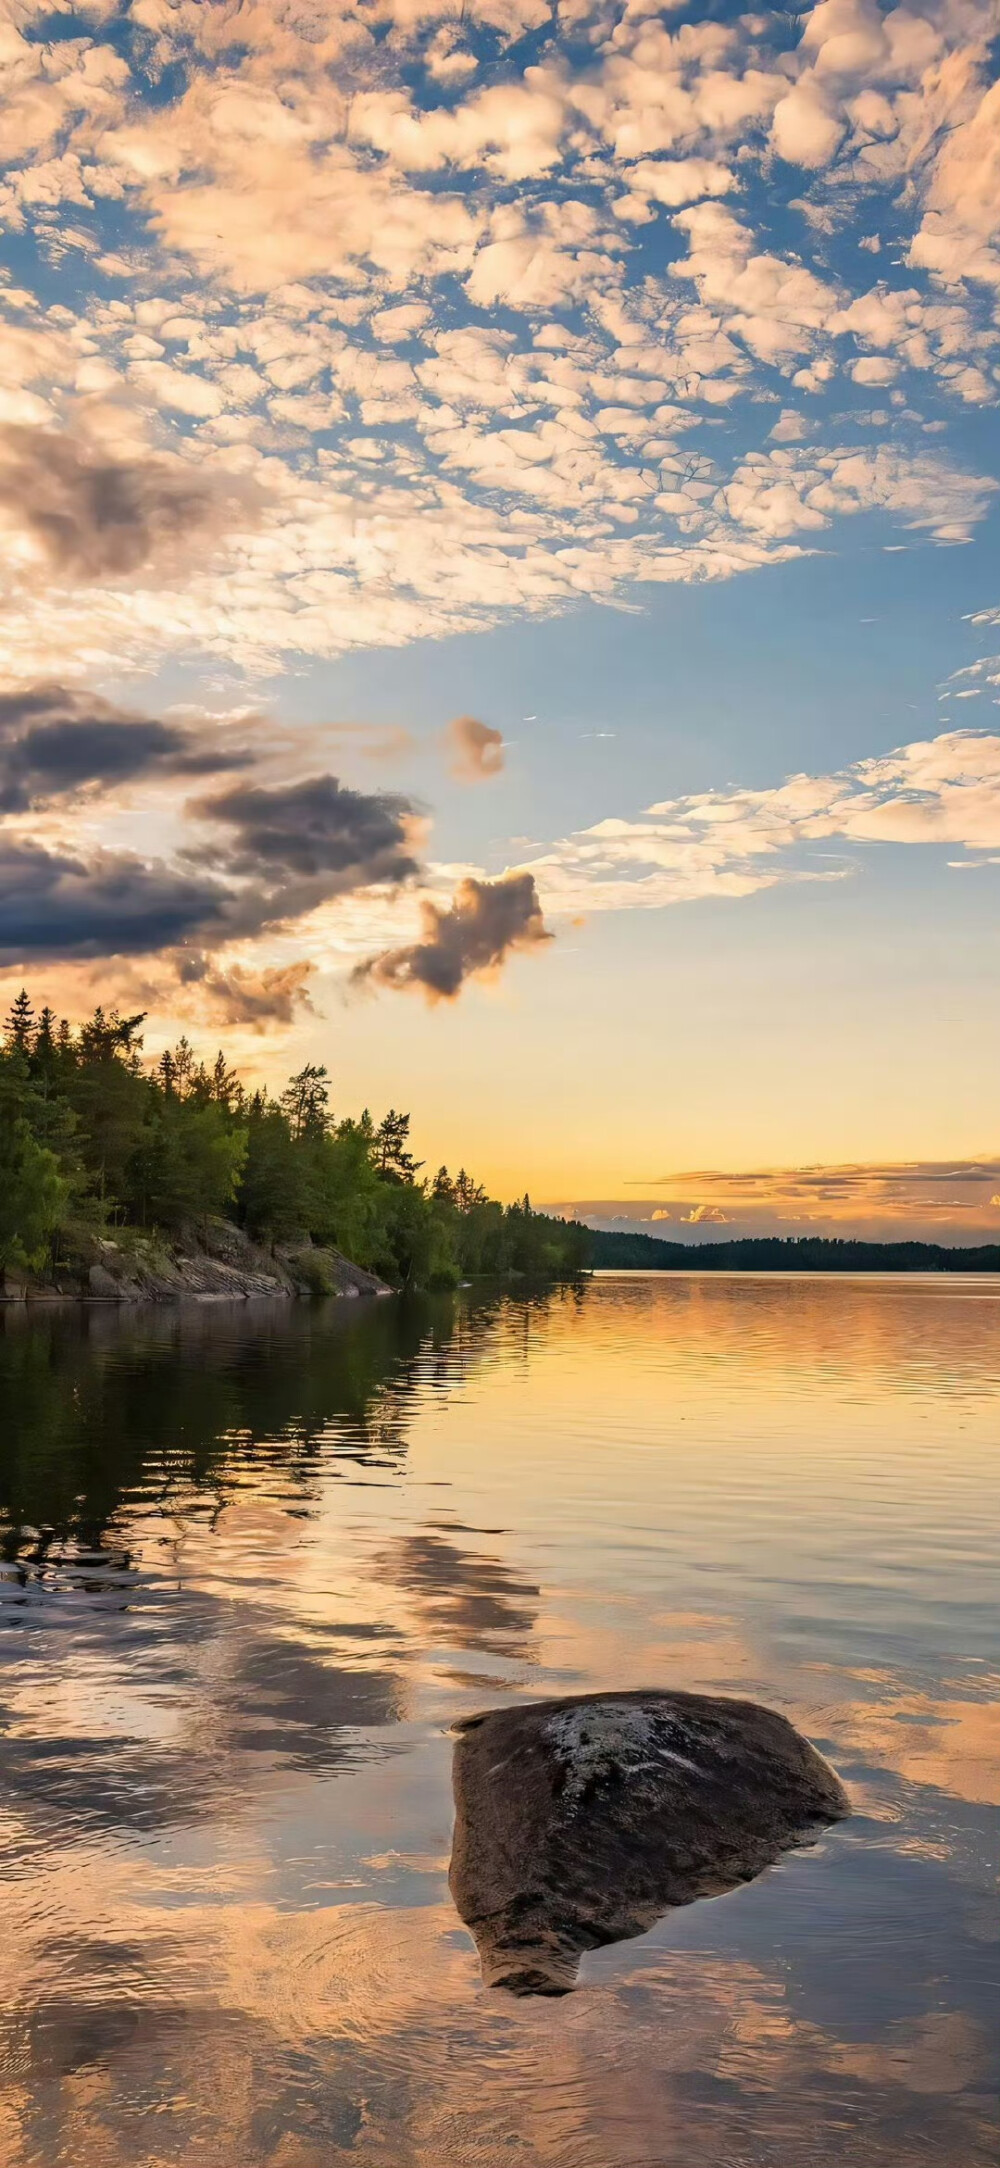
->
449, 1688, 848, 1996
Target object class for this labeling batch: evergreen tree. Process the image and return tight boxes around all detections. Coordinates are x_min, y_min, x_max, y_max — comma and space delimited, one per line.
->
4, 989, 34, 1053
453, 1168, 488, 1212
0, 1050, 68, 1269
170, 1037, 196, 1097
132, 1097, 247, 1230
240, 1099, 310, 1241
34, 1006, 57, 1060
0, 986, 594, 1286
211, 1050, 242, 1111
280, 1064, 330, 1140
375, 1109, 421, 1184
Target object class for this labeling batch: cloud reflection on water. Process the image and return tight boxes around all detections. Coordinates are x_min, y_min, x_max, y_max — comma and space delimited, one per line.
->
0, 1277, 996, 2165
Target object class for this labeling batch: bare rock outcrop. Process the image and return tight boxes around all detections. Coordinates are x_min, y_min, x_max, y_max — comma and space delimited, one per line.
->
450, 1688, 848, 1996
3, 1223, 390, 1304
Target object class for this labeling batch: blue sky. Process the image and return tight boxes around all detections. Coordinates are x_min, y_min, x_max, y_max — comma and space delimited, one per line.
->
0, 0, 997, 1232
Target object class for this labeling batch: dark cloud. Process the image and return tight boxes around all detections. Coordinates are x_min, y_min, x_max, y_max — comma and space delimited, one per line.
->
0, 754, 421, 966
193, 772, 420, 889
354, 871, 551, 1000
0, 683, 250, 812
0, 422, 258, 582
175, 955, 316, 1030
443, 713, 505, 783
0, 839, 225, 964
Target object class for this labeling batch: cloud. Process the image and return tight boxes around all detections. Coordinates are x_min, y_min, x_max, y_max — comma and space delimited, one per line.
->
0, 838, 226, 964
443, 714, 505, 783
0, 735, 426, 968
555, 1157, 1000, 1240
355, 870, 551, 999
530, 727, 1000, 916
0, 0, 995, 684
173, 955, 316, 1031
0, 683, 250, 811
633, 1159, 1000, 1215
0, 422, 259, 584
193, 773, 421, 891
909, 74, 1000, 290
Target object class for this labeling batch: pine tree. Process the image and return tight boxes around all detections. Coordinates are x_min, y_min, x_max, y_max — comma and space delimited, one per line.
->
171, 1037, 195, 1096
34, 1006, 57, 1059
280, 1064, 330, 1140
211, 1049, 242, 1110
4, 988, 34, 1052
453, 1168, 487, 1212
375, 1109, 421, 1184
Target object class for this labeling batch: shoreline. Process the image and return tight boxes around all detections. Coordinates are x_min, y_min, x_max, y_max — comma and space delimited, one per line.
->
0, 1222, 391, 1307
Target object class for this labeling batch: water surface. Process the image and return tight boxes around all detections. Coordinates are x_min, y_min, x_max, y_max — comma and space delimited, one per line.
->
0, 1274, 997, 2166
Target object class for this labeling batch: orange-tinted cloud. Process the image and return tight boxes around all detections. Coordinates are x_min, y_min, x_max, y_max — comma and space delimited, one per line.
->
443, 714, 505, 783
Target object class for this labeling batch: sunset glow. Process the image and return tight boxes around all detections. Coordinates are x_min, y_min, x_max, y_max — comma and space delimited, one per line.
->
0, 0, 997, 1231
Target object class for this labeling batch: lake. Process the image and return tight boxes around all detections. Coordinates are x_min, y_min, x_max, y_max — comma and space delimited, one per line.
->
0, 1273, 997, 2167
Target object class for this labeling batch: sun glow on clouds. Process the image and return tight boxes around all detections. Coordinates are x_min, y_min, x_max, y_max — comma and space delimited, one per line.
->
0, 0, 996, 685
0, 0, 997, 1077
551, 1159, 1000, 1240
528, 727, 1000, 913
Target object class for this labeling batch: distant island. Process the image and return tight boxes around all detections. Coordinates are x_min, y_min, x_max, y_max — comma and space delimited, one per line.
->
588, 1229, 1000, 1274
0, 988, 589, 1300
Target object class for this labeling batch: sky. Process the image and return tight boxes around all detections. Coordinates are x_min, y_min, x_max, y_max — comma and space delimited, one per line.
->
0, 0, 998, 1239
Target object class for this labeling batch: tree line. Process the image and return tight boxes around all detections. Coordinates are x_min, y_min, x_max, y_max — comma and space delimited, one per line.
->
589, 1228, 1000, 1272
0, 988, 590, 1288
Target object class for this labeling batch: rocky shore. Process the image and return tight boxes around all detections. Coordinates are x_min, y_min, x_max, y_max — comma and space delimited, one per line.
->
0, 1218, 390, 1305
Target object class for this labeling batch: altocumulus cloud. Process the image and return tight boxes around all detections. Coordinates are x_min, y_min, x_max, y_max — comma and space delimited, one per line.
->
354, 872, 551, 1000
0, 0, 996, 684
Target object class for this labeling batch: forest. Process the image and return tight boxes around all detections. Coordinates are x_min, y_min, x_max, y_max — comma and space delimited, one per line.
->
589, 1229, 1000, 1273
0, 989, 591, 1289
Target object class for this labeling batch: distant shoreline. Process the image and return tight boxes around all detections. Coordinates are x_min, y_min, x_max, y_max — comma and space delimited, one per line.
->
586, 1232, 1000, 1275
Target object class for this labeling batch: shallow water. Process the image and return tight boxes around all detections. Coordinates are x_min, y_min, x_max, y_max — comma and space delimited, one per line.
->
0, 1272, 997, 2168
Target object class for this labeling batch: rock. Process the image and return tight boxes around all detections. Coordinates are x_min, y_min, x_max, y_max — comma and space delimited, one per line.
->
6, 1221, 392, 1305
449, 1688, 848, 1996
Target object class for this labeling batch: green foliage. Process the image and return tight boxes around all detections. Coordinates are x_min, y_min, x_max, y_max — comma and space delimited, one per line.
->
131, 1096, 248, 1231
0, 1050, 70, 1269
290, 1249, 337, 1295
587, 1229, 1000, 1273
279, 1063, 331, 1140
0, 987, 592, 1289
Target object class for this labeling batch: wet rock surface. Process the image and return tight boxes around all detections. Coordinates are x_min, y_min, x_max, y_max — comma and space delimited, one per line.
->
449, 1689, 849, 1995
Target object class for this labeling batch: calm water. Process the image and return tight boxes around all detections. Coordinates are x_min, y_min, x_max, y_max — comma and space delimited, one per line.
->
0, 1274, 997, 2168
